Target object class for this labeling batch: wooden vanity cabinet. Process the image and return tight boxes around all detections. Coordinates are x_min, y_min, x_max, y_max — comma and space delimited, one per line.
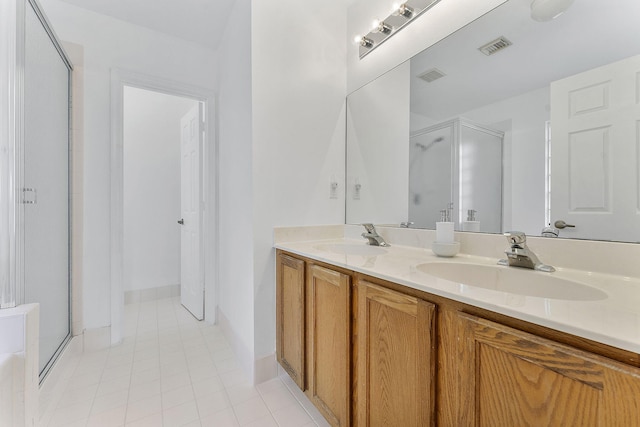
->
440, 310, 640, 426
276, 250, 640, 427
355, 279, 436, 427
276, 251, 352, 426
306, 264, 351, 427
276, 253, 306, 389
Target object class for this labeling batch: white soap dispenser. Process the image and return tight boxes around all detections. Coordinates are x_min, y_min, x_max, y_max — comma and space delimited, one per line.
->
435, 209, 454, 243
462, 209, 480, 232
433, 206, 459, 257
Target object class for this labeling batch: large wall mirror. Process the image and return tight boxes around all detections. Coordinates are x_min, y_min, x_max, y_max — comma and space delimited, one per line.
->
346, 0, 640, 243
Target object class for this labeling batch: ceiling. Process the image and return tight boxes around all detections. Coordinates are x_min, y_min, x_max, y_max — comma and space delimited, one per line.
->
59, 0, 236, 50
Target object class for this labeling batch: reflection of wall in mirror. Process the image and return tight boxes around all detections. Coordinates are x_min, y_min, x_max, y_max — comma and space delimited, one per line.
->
346, 62, 410, 225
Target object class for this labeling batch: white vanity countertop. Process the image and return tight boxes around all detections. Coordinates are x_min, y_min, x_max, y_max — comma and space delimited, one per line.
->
275, 238, 640, 354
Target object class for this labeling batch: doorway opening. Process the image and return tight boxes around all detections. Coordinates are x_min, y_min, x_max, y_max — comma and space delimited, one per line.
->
111, 71, 217, 344
123, 87, 203, 318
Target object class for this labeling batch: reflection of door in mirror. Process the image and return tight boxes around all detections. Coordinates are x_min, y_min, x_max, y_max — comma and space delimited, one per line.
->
550, 54, 640, 242
409, 118, 503, 232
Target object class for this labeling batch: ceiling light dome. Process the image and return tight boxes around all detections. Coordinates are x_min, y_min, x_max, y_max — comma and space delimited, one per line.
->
530, 0, 575, 22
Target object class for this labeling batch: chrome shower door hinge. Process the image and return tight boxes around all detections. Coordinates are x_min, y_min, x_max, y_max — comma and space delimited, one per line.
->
22, 187, 37, 204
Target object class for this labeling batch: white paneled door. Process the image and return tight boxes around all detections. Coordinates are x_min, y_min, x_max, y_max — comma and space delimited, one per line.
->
550, 54, 640, 242
180, 104, 204, 319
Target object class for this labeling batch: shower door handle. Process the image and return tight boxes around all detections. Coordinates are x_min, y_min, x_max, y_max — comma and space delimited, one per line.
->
177, 218, 184, 225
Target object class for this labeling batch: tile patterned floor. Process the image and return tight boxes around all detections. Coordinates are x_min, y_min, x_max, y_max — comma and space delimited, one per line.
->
40, 297, 325, 427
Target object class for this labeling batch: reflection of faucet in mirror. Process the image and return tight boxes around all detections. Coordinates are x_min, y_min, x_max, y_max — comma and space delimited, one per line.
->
541, 226, 559, 238
498, 231, 555, 272
361, 223, 389, 247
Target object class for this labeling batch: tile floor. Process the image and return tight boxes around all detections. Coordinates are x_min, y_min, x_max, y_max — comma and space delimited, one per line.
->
39, 297, 327, 427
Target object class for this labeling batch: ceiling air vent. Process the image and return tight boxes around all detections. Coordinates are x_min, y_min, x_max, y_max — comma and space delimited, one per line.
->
418, 68, 446, 83
478, 36, 512, 56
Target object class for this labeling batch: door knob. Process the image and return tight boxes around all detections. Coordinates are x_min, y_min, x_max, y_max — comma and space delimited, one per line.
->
554, 220, 575, 229
177, 219, 184, 225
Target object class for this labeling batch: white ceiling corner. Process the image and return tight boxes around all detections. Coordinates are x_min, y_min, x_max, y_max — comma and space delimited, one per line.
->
58, 0, 236, 51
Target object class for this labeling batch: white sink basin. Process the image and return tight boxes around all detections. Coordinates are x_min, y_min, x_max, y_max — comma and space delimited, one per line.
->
417, 262, 607, 301
314, 243, 388, 256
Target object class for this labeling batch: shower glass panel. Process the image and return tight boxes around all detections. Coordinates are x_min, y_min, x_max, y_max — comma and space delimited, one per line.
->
409, 125, 453, 229
459, 123, 503, 233
23, 1, 71, 377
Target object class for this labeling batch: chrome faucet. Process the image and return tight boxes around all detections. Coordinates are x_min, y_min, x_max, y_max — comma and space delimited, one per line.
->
361, 223, 389, 247
497, 231, 555, 272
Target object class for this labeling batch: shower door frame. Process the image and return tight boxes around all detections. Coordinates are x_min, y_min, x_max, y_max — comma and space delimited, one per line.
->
1, 0, 74, 381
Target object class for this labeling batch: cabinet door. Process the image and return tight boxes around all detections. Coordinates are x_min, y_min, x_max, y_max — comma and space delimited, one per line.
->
356, 281, 436, 427
307, 264, 351, 427
442, 311, 640, 426
276, 253, 306, 389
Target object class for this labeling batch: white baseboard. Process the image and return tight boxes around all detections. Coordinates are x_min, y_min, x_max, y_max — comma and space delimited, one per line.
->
217, 309, 278, 385
217, 308, 255, 383
124, 284, 180, 305
254, 353, 277, 385
278, 365, 330, 427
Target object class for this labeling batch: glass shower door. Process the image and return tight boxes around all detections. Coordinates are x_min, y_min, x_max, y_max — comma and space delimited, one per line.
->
23, 1, 71, 378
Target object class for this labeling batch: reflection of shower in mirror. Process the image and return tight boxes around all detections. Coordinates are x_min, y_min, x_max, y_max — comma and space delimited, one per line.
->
415, 136, 444, 152
408, 118, 503, 232
409, 135, 447, 206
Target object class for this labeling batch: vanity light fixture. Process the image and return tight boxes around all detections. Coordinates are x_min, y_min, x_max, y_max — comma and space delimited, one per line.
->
356, 0, 441, 60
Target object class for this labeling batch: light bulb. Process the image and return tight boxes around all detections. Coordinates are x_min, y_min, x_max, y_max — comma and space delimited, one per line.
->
398, 3, 414, 18
371, 19, 381, 31
353, 35, 362, 44
356, 36, 374, 48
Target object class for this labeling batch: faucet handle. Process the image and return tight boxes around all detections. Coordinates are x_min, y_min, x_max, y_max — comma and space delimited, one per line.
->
504, 231, 527, 245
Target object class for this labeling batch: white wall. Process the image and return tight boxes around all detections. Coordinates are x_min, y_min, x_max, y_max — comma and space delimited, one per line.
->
39, 0, 217, 332
216, 0, 348, 382
123, 87, 196, 291
459, 87, 550, 235
216, 0, 255, 378
346, 62, 410, 225
347, 0, 507, 93
251, 0, 347, 378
